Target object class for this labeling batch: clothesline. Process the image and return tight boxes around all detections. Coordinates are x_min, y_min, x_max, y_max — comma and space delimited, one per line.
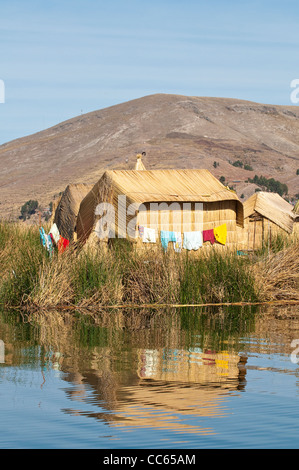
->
39, 222, 227, 254
139, 223, 227, 251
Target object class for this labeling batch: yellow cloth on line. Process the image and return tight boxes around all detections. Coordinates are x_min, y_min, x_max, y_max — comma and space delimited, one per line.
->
213, 223, 227, 245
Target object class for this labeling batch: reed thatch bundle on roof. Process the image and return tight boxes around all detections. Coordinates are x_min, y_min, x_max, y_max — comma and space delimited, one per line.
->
76, 169, 244, 250
134, 153, 147, 170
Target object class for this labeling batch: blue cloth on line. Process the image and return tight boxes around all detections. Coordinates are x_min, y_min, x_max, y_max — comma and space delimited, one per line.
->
39, 227, 47, 247
160, 230, 177, 251
40, 227, 53, 257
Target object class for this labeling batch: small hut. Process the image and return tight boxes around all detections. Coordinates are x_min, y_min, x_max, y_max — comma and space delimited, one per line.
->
76, 168, 244, 250
53, 183, 94, 242
239, 191, 298, 250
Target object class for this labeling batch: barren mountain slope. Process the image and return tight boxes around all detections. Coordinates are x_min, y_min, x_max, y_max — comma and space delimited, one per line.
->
0, 93, 299, 218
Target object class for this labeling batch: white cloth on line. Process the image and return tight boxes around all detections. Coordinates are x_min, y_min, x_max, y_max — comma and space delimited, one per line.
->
143, 227, 156, 243
183, 231, 203, 251
173, 232, 182, 253
49, 223, 60, 244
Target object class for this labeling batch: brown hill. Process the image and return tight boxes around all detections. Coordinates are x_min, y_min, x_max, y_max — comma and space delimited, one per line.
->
0, 93, 299, 219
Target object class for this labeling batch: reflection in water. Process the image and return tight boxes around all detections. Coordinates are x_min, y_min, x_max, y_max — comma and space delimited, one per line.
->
62, 345, 248, 436
1, 305, 299, 445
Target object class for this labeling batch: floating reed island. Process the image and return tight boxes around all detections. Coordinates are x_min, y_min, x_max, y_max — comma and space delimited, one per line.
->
1, 157, 298, 313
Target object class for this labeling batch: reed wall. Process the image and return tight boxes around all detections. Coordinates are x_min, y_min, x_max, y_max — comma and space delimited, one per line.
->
134, 200, 240, 251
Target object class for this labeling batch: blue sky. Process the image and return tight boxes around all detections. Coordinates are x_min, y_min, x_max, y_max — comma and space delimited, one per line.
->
0, 0, 299, 144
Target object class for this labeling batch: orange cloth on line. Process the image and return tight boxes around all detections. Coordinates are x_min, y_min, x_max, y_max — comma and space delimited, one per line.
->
213, 224, 227, 245
57, 235, 69, 253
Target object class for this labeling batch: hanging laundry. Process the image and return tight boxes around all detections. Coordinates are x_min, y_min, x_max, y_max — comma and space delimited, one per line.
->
142, 227, 156, 243
57, 236, 63, 253
173, 232, 182, 253
138, 225, 144, 238
49, 223, 60, 244
213, 223, 227, 245
237, 250, 247, 256
40, 227, 54, 257
46, 234, 53, 257
203, 229, 215, 245
57, 235, 70, 253
160, 230, 177, 251
39, 227, 47, 248
183, 231, 203, 251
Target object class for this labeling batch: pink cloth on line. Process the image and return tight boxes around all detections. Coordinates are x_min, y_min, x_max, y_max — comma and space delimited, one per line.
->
203, 229, 215, 245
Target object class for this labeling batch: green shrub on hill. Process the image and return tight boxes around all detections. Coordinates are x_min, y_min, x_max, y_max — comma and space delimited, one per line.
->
248, 175, 288, 196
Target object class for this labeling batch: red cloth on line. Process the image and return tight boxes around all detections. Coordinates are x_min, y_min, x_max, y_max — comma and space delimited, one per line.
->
57, 236, 69, 253
203, 229, 215, 245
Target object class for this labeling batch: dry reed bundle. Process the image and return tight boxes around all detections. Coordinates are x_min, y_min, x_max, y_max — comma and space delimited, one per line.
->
122, 249, 181, 305
253, 241, 299, 301
54, 183, 93, 241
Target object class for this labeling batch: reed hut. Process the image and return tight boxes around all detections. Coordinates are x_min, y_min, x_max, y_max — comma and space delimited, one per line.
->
53, 183, 94, 242
238, 191, 298, 250
76, 169, 244, 250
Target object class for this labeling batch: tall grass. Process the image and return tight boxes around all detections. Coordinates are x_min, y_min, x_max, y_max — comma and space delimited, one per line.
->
255, 232, 294, 256
0, 222, 50, 306
0, 221, 297, 311
71, 247, 124, 306
180, 250, 258, 304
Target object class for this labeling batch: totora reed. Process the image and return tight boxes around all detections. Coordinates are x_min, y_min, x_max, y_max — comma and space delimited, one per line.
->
0, 220, 298, 312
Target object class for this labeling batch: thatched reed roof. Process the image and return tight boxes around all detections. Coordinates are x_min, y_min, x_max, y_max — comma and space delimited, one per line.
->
104, 168, 242, 205
54, 183, 94, 241
76, 169, 244, 244
243, 191, 297, 233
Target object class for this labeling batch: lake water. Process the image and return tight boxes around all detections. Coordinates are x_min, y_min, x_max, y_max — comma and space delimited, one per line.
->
1, 305, 299, 449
